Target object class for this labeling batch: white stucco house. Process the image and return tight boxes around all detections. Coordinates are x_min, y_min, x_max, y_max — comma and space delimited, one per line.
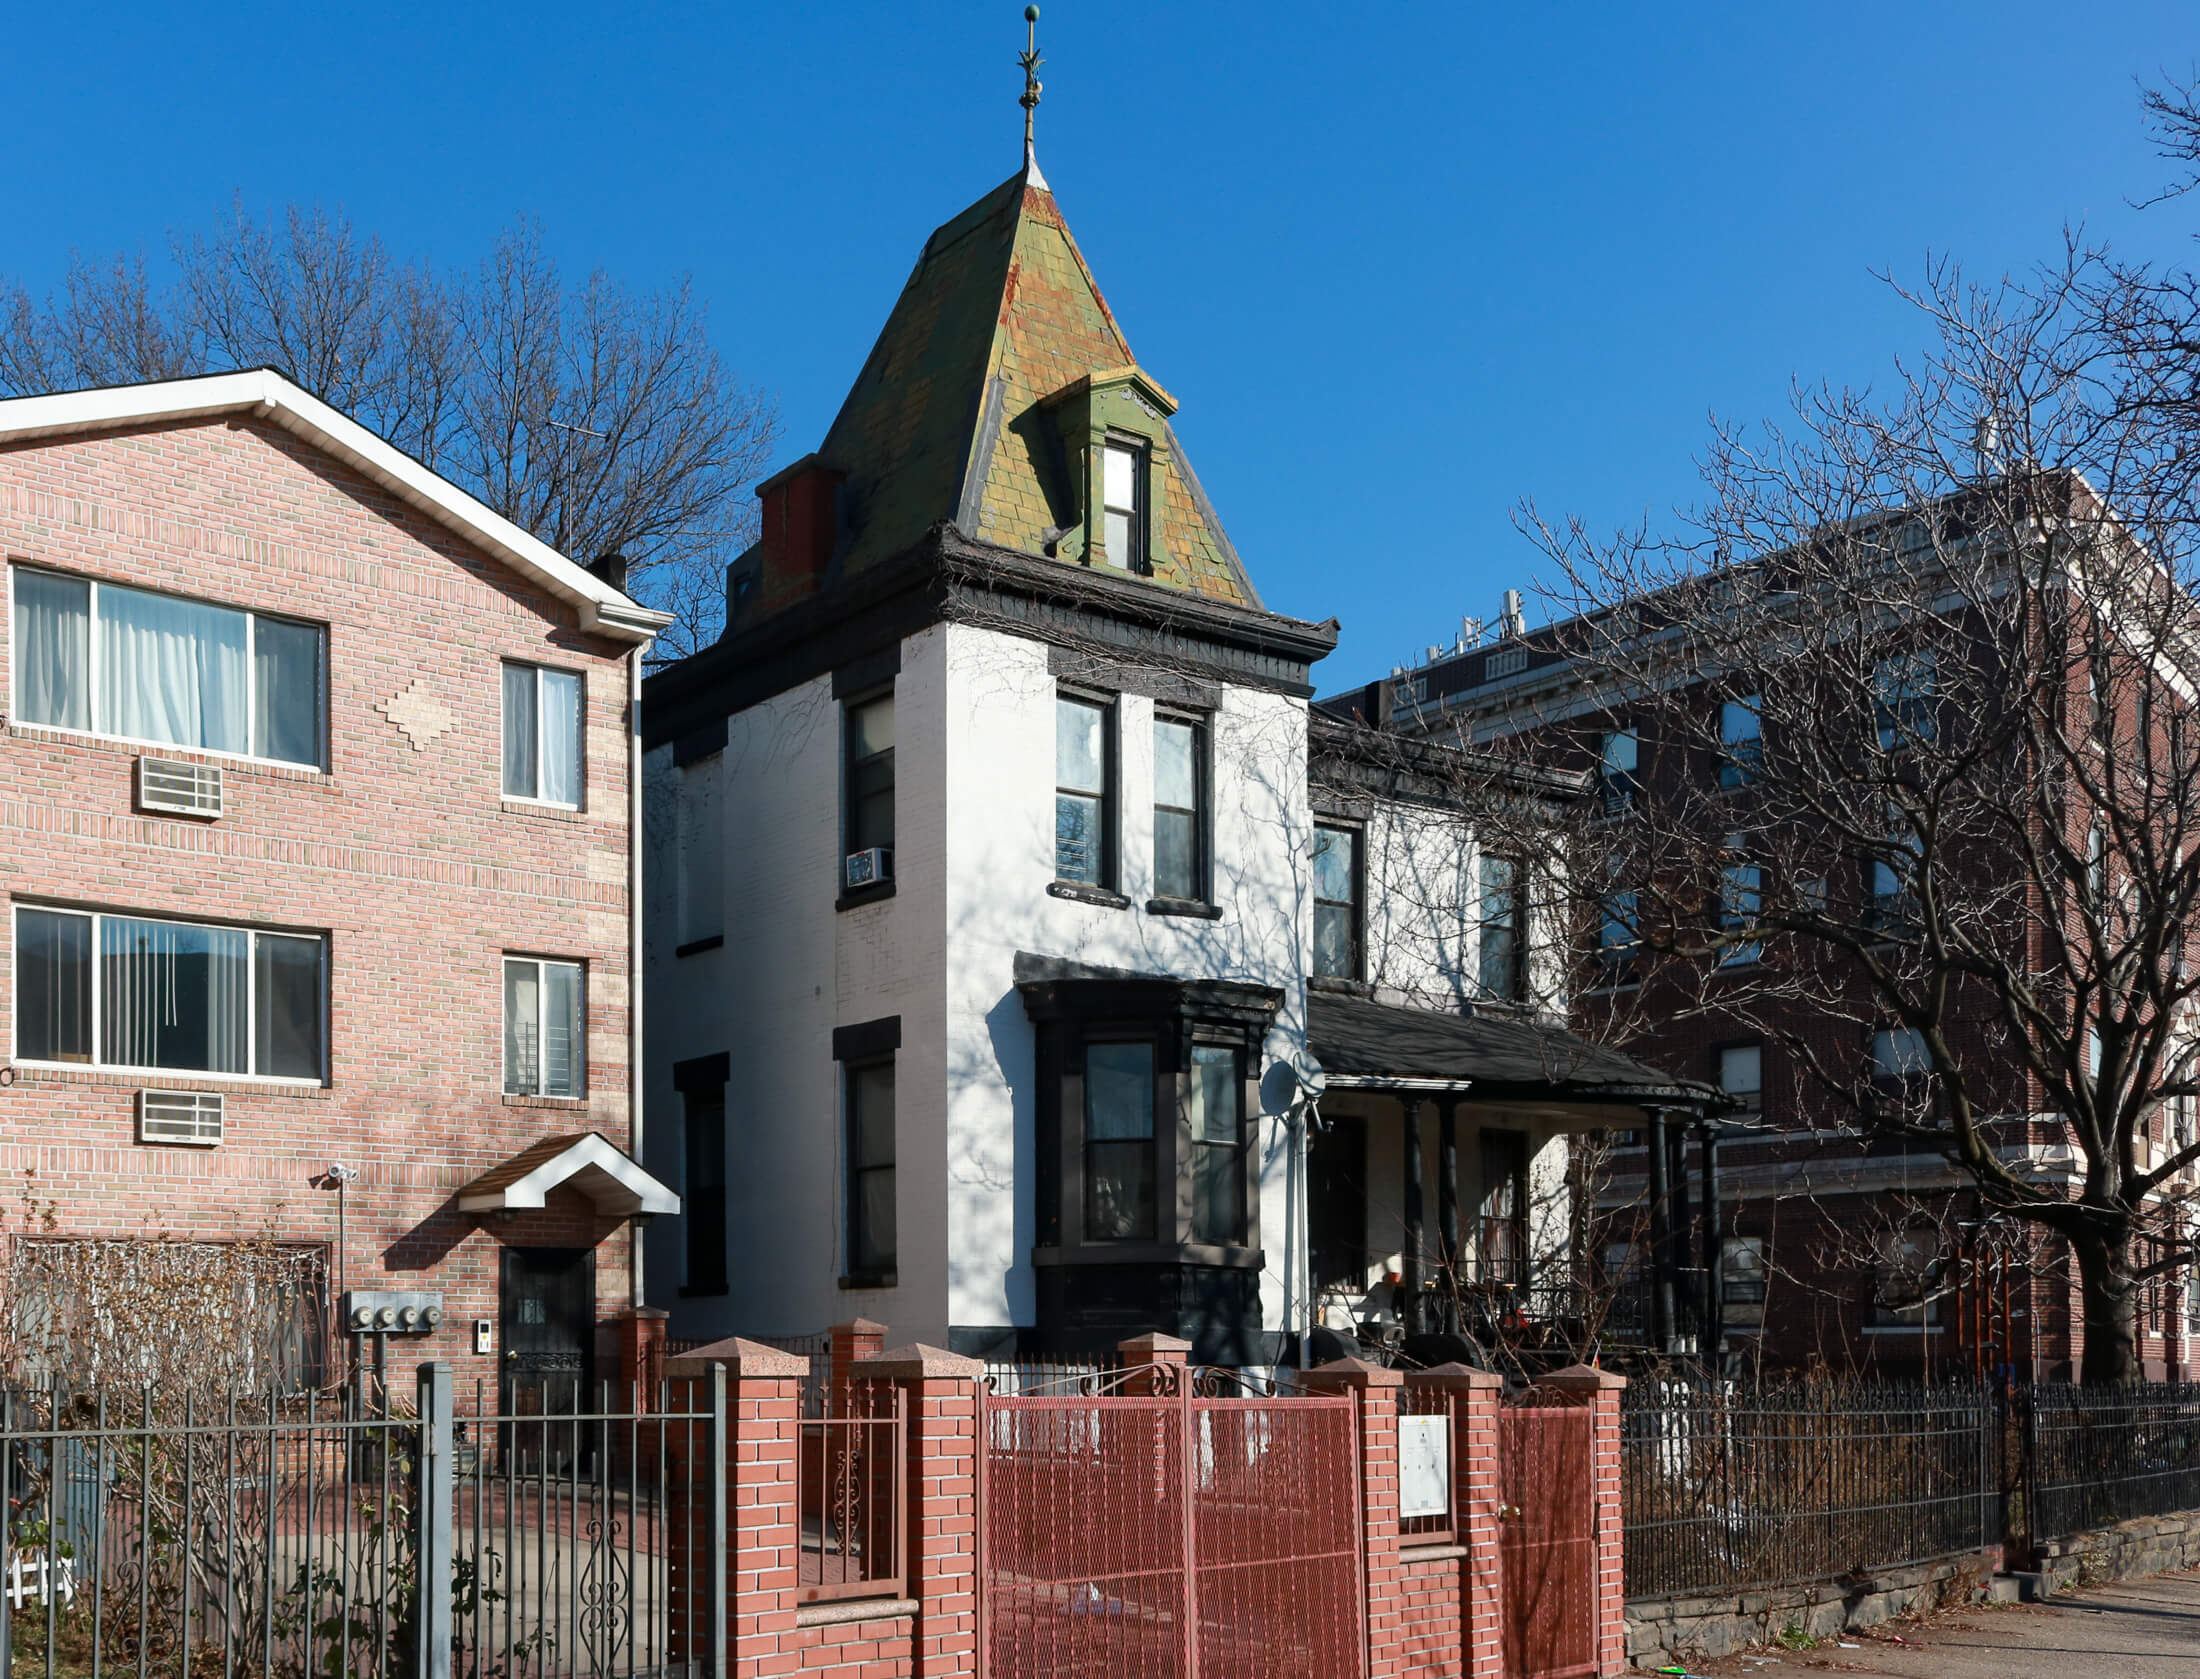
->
639, 158, 1702, 1362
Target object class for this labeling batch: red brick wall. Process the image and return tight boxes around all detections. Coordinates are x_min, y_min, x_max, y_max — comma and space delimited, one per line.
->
0, 413, 642, 1371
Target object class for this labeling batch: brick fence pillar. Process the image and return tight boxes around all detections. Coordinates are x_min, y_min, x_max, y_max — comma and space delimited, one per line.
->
1303, 1356, 1404, 1678
611, 1305, 669, 1396
828, 1316, 889, 1396
854, 1343, 985, 1678
663, 1336, 811, 1678
1117, 1330, 1192, 1394
1405, 1362, 1506, 1679
1535, 1364, 1629, 1679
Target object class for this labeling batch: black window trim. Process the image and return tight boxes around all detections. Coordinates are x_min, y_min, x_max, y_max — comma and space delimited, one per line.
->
835, 1017, 900, 1289
1054, 686, 1120, 894
1151, 707, 1212, 909
1312, 820, 1366, 984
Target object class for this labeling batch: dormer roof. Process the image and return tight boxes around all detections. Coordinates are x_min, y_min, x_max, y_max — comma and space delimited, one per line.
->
815, 165, 1261, 607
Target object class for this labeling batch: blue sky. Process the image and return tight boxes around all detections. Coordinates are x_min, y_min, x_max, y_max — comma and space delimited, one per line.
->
6, 3, 2196, 689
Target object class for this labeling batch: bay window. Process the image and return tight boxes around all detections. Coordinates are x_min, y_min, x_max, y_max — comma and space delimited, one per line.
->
1188, 1043, 1245, 1245
12, 567, 326, 769
502, 662, 583, 806
14, 905, 325, 1080
504, 957, 584, 1098
1084, 1041, 1155, 1241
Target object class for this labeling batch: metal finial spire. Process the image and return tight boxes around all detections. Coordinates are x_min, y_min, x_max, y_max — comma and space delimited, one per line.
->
1018, 6, 1048, 187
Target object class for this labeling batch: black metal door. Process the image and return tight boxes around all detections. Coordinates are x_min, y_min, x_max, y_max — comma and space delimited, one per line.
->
500, 1244, 595, 1403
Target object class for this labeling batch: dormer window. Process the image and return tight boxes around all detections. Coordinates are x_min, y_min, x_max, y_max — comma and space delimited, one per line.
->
1102, 441, 1147, 573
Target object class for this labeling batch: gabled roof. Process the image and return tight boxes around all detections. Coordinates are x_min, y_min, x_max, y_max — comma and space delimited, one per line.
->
457, 1132, 679, 1217
0, 369, 673, 644
818, 164, 1261, 606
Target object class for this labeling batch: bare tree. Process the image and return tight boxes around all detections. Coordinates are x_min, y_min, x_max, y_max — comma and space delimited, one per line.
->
0, 202, 778, 655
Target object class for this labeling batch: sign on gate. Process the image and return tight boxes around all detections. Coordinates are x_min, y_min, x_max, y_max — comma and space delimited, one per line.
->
1398, 1414, 1451, 1519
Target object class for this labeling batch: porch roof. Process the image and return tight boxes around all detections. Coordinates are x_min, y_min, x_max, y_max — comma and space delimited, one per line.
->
1307, 993, 1713, 1112
456, 1132, 680, 1218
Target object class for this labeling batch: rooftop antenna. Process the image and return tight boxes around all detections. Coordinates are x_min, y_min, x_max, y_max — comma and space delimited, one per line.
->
1019, 6, 1049, 190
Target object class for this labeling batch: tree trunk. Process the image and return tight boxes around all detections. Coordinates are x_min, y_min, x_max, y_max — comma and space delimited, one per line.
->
2069, 1225, 2141, 1386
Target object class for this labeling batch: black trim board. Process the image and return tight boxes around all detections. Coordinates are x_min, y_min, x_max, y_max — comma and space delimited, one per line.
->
672, 1051, 730, 1092
832, 1015, 903, 1062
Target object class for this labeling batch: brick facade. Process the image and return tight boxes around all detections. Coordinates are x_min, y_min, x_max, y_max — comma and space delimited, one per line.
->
0, 399, 654, 1376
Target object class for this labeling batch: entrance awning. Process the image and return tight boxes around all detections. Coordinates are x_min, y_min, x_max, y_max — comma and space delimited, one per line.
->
457, 1132, 680, 1218
1307, 993, 1713, 1115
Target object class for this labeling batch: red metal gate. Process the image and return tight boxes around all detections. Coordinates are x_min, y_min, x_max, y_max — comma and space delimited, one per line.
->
1499, 1401, 1596, 1679
980, 1385, 1364, 1679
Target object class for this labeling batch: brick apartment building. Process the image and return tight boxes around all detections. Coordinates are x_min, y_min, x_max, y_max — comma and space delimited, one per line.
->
0, 369, 676, 1388
1327, 518, 2200, 1383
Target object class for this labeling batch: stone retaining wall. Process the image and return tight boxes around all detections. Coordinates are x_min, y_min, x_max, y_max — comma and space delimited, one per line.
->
2035, 1509, 2200, 1594
1625, 1551, 1999, 1668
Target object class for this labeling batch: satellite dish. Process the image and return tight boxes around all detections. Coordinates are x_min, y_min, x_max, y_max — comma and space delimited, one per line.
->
1290, 1048, 1328, 1105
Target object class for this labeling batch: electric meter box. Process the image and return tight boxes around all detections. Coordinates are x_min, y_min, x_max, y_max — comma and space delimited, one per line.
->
344, 1289, 446, 1336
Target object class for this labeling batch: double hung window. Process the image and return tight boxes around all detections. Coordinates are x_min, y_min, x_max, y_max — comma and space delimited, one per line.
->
1187, 1044, 1244, 1246
15, 905, 325, 1080
13, 567, 326, 768
502, 663, 583, 806
1873, 651, 1937, 752
1055, 695, 1113, 886
684, 1088, 728, 1294
1084, 1041, 1155, 1241
1312, 825, 1363, 980
1719, 837, 1762, 966
1718, 1044, 1763, 1115
846, 1060, 896, 1278
1718, 698, 1762, 788
1599, 729, 1639, 814
1478, 854, 1528, 1002
503, 957, 584, 1098
1598, 889, 1640, 982
845, 693, 895, 864
1101, 442, 1147, 573
1477, 1129, 1529, 1286
1152, 714, 1207, 902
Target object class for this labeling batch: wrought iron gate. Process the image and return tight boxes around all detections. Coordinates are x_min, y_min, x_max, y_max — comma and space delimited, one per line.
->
979, 1373, 1364, 1679
1499, 1399, 1596, 1679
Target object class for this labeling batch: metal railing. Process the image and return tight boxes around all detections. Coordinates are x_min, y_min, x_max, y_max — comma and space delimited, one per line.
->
798, 1381, 905, 1604
2025, 1382, 2200, 1541
1621, 1378, 1998, 1599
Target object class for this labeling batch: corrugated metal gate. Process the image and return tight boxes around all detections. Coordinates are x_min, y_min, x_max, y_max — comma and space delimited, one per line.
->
980, 1383, 1364, 1679
1500, 1400, 1596, 1679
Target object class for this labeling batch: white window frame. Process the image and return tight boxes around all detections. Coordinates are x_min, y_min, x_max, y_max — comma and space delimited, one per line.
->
503, 955, 586, 1099
501, 661, 586, 810
10, 903, 327, 1085
1100, 440, 1147, 573
8, 564, 328, 772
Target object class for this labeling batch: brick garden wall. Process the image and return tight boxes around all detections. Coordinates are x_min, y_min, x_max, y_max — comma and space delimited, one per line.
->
0, 413, 644, 1369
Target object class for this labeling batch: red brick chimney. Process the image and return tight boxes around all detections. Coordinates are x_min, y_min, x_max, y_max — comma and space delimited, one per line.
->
755, 454, 845, 612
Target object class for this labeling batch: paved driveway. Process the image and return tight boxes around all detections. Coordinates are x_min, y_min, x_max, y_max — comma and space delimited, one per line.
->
1686, 1570, 2200, 1677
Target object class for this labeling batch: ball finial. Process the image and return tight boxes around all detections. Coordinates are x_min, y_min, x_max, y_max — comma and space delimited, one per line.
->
1025, 6, 1039, 22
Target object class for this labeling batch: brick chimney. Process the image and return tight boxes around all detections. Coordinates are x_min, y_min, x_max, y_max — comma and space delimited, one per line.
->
755, 454, 845, 613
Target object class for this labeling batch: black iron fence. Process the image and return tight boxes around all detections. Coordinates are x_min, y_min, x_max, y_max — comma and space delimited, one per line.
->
0, 1367, 725, 1679
1623, 1376, 2200, 1601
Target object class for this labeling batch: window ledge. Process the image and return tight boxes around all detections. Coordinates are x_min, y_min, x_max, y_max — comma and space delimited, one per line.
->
837, 881, 897, 913
4, 1064, 331, 1098
839, 1270, 897, 1291
1308, 975, 1374, 998
7, 723, 337, 785
501, 1093, 591, 1111
1047, 880, 1130, 910
674, 934, 725, 958
795, 1598, 917, 1630
1146, 897, 1222, 920
1032, 1242, 1264, 1270
1398, 1542, 1468, 1564
501, 798, 587, 823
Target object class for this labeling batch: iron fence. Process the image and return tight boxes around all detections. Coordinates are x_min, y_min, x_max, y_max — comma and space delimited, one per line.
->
1621, 1379, 1997, 1599
2024, 1382, 2200, 1541
797, 1381, 904, 1604
0, 1368, 723, 1679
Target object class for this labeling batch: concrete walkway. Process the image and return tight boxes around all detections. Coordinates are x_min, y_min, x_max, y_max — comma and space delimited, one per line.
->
1686, 1570, 2200, 1677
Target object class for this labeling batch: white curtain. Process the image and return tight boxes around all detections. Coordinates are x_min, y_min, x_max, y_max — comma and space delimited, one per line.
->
14, 570, 89, 730
540, 669, 582, 805
100, 584, 247, 754
100, 916, 248, 1074
542, 961, 582, 1096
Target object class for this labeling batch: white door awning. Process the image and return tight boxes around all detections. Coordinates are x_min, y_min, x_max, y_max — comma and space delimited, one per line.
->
457, 1132, 680, 1218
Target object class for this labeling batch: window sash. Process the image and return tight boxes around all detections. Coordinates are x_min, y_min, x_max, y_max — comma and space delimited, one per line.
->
1188, 1044, 1243, 1245
503, 957, 585, 1098
845, 696, 896, 856
685, 1091, 729, 1293
1153, 716, 1206, 901
502, 663, 583, 806
1056, 697, 1112, 886
13, 905, 324, 1081
11, 567, 326, 769
1101, 444, 1145, 572
1312, 825, 1362, 980
1084, 1041, 1155, 1241
1478, 856, 1526, 1001
847, 1061, 896, 1275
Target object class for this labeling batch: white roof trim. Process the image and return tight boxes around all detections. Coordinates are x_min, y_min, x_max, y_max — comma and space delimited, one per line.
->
458, 1133, 681, 1217
0, 370, 675, 645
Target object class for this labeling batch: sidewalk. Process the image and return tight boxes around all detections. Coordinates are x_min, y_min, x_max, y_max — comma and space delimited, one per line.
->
1683, 1570, 2200, 1677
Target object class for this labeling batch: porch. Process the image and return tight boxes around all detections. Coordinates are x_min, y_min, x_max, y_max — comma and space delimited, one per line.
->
1304, 993, 1711, 1363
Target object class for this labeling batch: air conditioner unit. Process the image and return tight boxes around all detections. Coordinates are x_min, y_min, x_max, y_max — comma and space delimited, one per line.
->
137, 757, 223, 818
138, 1089, 223, 1147
844, 847, 894, 889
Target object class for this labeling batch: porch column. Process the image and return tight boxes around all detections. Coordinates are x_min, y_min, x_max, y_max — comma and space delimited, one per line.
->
1438, 1098, 1462, 1331
1643, 1107, 1677, 1355
1402, 1097, 1426, 1337
1699, 1121, 1725, 1366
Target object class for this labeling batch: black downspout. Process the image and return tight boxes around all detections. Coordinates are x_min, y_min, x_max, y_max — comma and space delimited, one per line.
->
1402, 1097, 1426, 1338
1645, 1106, 1676, 1356
1438, 1099, 1461, 1335
1700, 1119, 1725, 1371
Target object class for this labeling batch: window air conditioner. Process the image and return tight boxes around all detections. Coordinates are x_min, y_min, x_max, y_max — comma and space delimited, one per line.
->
844, 847, 894, 889
137, 757, 224, 818
138, 1089, 224, 1147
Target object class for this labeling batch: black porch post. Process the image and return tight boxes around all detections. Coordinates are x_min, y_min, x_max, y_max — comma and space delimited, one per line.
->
1700, 1119, 1725, 1367
1402, 1097, 1425, 1337
1438, 1098, 1461, 1332
1666, 1117, 1694, 1350
1644, 1105, 1677, 1355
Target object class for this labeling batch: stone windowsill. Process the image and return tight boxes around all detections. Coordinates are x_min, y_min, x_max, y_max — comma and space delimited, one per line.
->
794, 1597, 917, 1629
